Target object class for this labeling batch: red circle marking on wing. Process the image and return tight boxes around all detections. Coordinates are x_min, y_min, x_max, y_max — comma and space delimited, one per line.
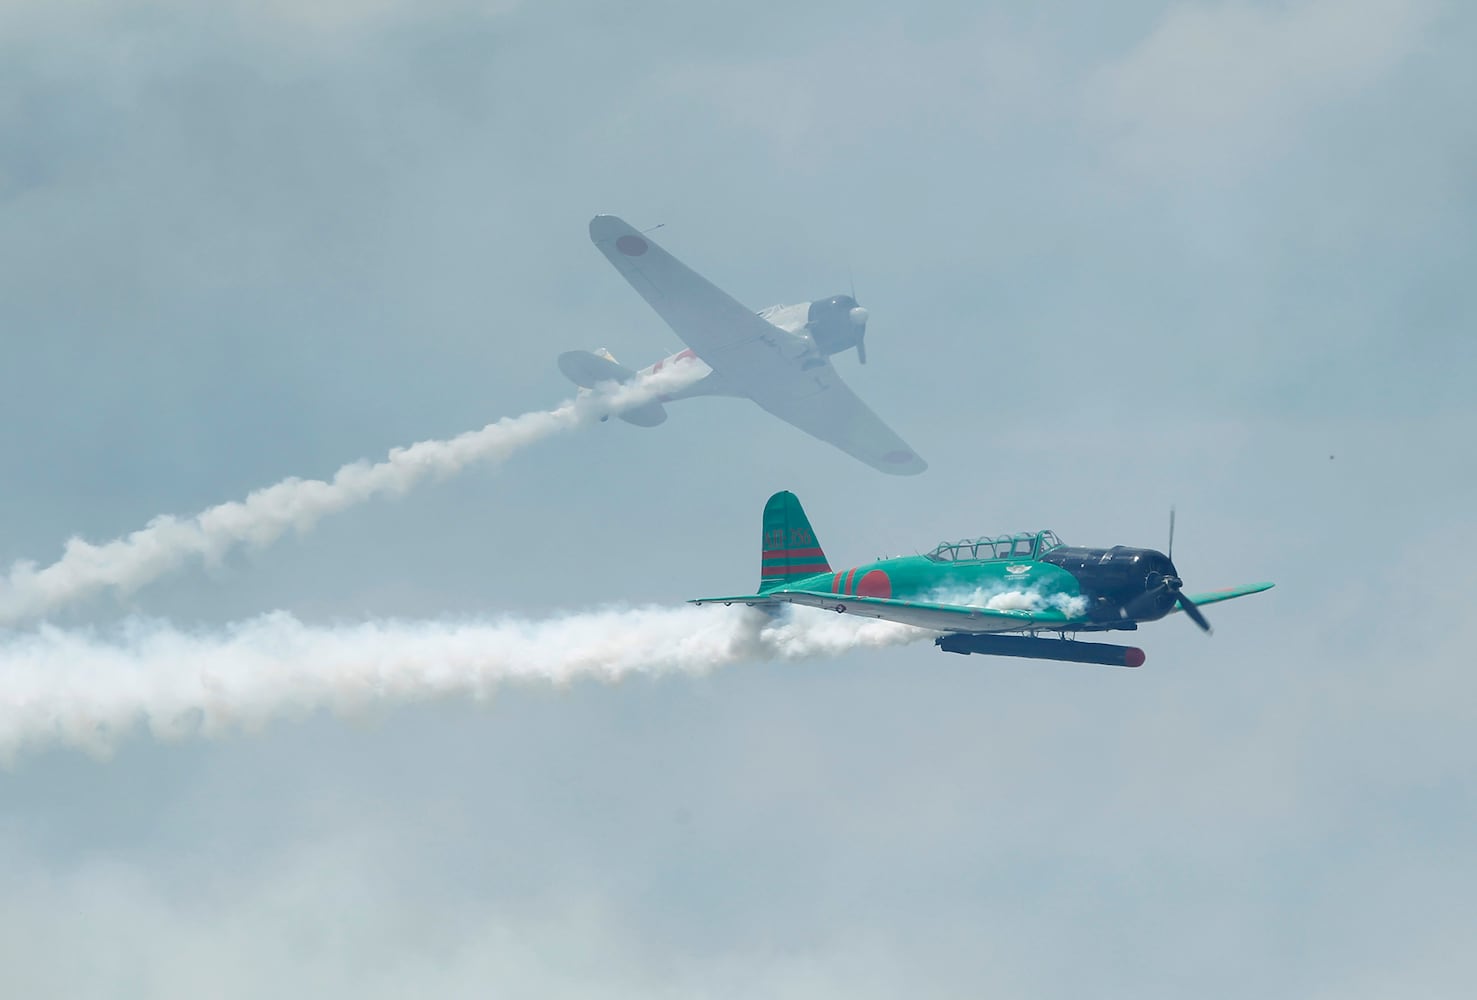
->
616, 235, 649, 256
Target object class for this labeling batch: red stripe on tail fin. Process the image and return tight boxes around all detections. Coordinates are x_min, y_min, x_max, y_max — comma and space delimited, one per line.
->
759, 491, 831, 591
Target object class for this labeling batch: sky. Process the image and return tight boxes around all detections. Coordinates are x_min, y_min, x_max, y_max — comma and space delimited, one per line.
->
1, 0, 1475, 995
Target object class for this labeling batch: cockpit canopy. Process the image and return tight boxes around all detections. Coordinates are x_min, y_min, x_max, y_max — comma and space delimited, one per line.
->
925, 530, 1064, 563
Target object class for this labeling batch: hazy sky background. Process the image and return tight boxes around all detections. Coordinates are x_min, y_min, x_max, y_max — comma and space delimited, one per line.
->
2, 0, 1474, 995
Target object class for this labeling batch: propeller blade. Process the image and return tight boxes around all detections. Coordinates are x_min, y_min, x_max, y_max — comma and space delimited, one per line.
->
1168, 507, 1176, 562
847, 305, 868, 364
1122, 589, 1162, 620
1177, 593, 1212, 633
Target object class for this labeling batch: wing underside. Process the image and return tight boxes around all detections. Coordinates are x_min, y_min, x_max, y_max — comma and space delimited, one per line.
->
590, 214, 926, 475
589, 215, 794, 374
691, 589, 1077, 634
749, 377, 927, 476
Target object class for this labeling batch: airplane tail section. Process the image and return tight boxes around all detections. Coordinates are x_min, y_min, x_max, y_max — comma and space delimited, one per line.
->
760, 490, 831, 592
556, 349, 667, 426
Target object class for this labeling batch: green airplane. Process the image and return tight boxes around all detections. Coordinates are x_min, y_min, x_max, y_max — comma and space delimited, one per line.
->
692, 491, 1274, 667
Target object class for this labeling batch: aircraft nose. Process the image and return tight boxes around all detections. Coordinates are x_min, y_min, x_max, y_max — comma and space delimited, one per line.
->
849, 305, 869, 326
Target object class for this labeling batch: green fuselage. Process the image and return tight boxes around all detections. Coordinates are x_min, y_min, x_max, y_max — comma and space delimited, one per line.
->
764, 552, 1082, 609
750, 492, 1194, 630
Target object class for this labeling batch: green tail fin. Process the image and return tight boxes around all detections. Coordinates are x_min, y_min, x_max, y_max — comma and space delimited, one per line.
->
760, 491, 831, 592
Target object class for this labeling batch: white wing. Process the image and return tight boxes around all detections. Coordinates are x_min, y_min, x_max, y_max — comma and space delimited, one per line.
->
589, 215, 926, 475
747, 365, 926, 475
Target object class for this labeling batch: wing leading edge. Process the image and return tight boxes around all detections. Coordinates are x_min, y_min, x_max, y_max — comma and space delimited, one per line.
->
1175, 582, 1276, 610
589, 215, 786, 372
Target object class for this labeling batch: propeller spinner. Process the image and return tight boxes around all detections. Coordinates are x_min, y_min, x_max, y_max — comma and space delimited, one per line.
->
1123, 568, 1212, 633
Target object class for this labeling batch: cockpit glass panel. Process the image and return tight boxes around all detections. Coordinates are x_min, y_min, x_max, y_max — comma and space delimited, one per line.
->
926, 531, 1061, 563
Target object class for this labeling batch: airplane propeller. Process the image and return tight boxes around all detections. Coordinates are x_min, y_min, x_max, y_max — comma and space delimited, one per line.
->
1175, 585, 1213, 633
850, 305, 869, 364
1165, 507, 1211, 631
1121, 507, 1212, 632
1124, 571, 1213, 633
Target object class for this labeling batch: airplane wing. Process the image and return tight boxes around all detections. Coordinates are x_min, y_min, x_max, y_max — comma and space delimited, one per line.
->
747, 371, 928, 476
589, 215, 782, 371
1175, 582, 1275, 609
690, 589, 1077, 634
590, 214, 926, 476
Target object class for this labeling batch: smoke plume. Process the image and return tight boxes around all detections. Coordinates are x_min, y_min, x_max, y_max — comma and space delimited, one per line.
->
0, 366, 701, 625
0, 604, 927, 759
929, 585, 1089, 619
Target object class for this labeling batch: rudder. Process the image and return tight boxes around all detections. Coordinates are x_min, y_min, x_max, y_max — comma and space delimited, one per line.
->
760, 491, 830, 591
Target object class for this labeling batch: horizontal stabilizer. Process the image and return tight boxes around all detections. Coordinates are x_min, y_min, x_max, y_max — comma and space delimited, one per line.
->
557, 349, 668, 427
558, 349, 636, 388
618, 400, 667, 427
688, 594, 780, 607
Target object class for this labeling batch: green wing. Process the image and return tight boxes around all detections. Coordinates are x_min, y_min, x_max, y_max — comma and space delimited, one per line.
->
695, 582, 1273, 632
690, 589, 1079, 634
1176, 582, 1275, 609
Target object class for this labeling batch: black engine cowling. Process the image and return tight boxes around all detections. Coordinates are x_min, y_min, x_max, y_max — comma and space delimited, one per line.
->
1040, 546, 1180, 626
806, 295, 867, 358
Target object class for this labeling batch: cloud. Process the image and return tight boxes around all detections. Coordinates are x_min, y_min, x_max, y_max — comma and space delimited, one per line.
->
1085, 0, 1444, 177
0, 0, 519, 42
0, 825, 939, 999
660, 14, 1058, 169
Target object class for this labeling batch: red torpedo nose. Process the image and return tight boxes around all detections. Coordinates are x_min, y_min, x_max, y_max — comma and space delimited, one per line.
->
1124, 647, 1146, 668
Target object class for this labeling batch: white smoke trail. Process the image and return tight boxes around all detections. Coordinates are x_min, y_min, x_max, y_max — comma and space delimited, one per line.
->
930, 585, 1089, 619
0, 365, 702, 625
0, 604, 928, 759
